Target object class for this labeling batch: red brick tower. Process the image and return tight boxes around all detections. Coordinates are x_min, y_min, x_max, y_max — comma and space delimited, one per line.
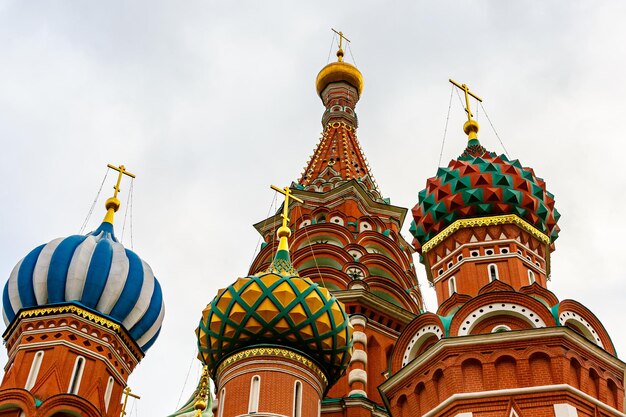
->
379, 81, 626, 417
0, 165, 165, 417
248, 36, 423, 416
197, 186, 353, 417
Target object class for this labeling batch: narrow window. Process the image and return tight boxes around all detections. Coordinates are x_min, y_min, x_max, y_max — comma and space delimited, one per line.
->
470, 250, 479, 257
448, 276, 456, 296
318, 399, 321, 417
488, 264, 499, 282
218, 388, 226, 417
249, 375, 260, 413
25, 351, 44, 390
68, 356, 85, 394
528, 270, 535, 284
294, 381, 302, 417
104, 376, 115, 411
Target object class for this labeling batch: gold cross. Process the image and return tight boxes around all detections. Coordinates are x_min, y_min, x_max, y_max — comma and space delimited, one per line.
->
449, 79, 483, 122
271, 185, 304, 230
331, 28, 351, 51
107, 164, 136, 199
120, 386, 140, 417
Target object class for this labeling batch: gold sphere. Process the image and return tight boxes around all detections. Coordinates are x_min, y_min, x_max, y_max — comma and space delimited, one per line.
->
194, 400, 207, 411
315, 60, 364, 98
463, 119, 480, 136
277, 225, 292, 239
105, 197, 121, 212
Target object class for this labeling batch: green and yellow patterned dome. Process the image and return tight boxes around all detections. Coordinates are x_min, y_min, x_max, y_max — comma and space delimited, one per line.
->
196, 208, 353, 385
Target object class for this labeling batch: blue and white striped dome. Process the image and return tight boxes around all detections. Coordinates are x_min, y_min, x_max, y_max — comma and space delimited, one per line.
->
2, 221, 164, 352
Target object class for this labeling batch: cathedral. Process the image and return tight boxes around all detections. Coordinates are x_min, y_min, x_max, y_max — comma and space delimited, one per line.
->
0, 36, 624, 417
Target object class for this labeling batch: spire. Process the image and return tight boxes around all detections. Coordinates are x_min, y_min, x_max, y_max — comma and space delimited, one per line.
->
267, 185, 303, 275
102, 163, 135, 225
301, 31, 383, 202
449, 79, 482, 143
193, 366, 210, 417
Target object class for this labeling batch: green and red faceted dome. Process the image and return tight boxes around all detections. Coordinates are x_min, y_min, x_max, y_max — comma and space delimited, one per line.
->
410, 140, 561, 252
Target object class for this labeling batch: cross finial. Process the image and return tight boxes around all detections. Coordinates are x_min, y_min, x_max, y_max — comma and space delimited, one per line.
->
449, 79, 483, 141
271, 185, 304, 233
331, 28, 351, 62
120, 386, 140, 417
103, 163, 136, 225
268, 185, 303, 275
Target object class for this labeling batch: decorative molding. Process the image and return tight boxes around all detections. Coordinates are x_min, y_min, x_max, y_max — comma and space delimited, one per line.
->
4, 305, 143, 363
380, 327, 626, 394
349, 315, 367, 328
216, 347, 327, 386
352, 331, 367, 347
350, 349, 367, 366
348, 369, 367, 385
554, 403, 578, 417
422, 215, 550, 254
420, 385, 619, 417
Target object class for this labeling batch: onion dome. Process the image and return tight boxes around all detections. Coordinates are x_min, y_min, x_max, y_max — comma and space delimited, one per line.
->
2, 172, 164, 352
197, 188, 353, 385
315, 44, 363, 98
410, 138, 561, 253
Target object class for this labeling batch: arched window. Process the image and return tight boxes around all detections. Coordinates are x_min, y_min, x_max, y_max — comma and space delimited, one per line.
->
218, 388, 226, 417
293, 381, 302, 417
528, 270, 535, 284
25, 350, 44, 390
317, 399, 321, 417
104, 376, 115, 411
448, 276, 456, 296
68, 356, 85, 394
488, 264, 499, 282
249, 375, 260, 413
492, 325, 511, 333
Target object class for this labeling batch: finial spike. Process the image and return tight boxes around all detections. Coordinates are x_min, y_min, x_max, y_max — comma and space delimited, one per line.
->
331, 28, 351, 62
103, 164, 135, 225
449, 79, 483, 141
268, 185, 304, 275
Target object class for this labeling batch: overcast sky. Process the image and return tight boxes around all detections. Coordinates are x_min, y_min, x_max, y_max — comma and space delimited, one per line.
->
1, 1, 626, 415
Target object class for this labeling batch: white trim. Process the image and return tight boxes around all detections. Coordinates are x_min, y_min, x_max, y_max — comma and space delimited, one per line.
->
352, 331, 367, 346
104, 376, 115, 411
350, 349, 367, 366
24, 350, 44, 390
402, 326, 443, 366
218, 387, 225, 417
248, 375, 261, 413
348, 369, 367, 385
448, 276, 457, 296
528, 269, 536, 284
559, 311, 604, 348
554, 403, 578, 417
381, 327, 626, 395
293, 380, 303, 417
421, 384, 622, 417
68, 355, 85, 394
430, 240, 547, 283
492, 325, 511, 333
488, 263, 499, 282
457, 302, 545, 336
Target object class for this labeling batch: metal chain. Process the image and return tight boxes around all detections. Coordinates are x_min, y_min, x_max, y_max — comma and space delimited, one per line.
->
79, 168, 109, 233
438, 84, 455, 166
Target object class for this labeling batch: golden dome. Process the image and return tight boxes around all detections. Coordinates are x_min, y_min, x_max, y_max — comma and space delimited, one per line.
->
315, 49, 364, 98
